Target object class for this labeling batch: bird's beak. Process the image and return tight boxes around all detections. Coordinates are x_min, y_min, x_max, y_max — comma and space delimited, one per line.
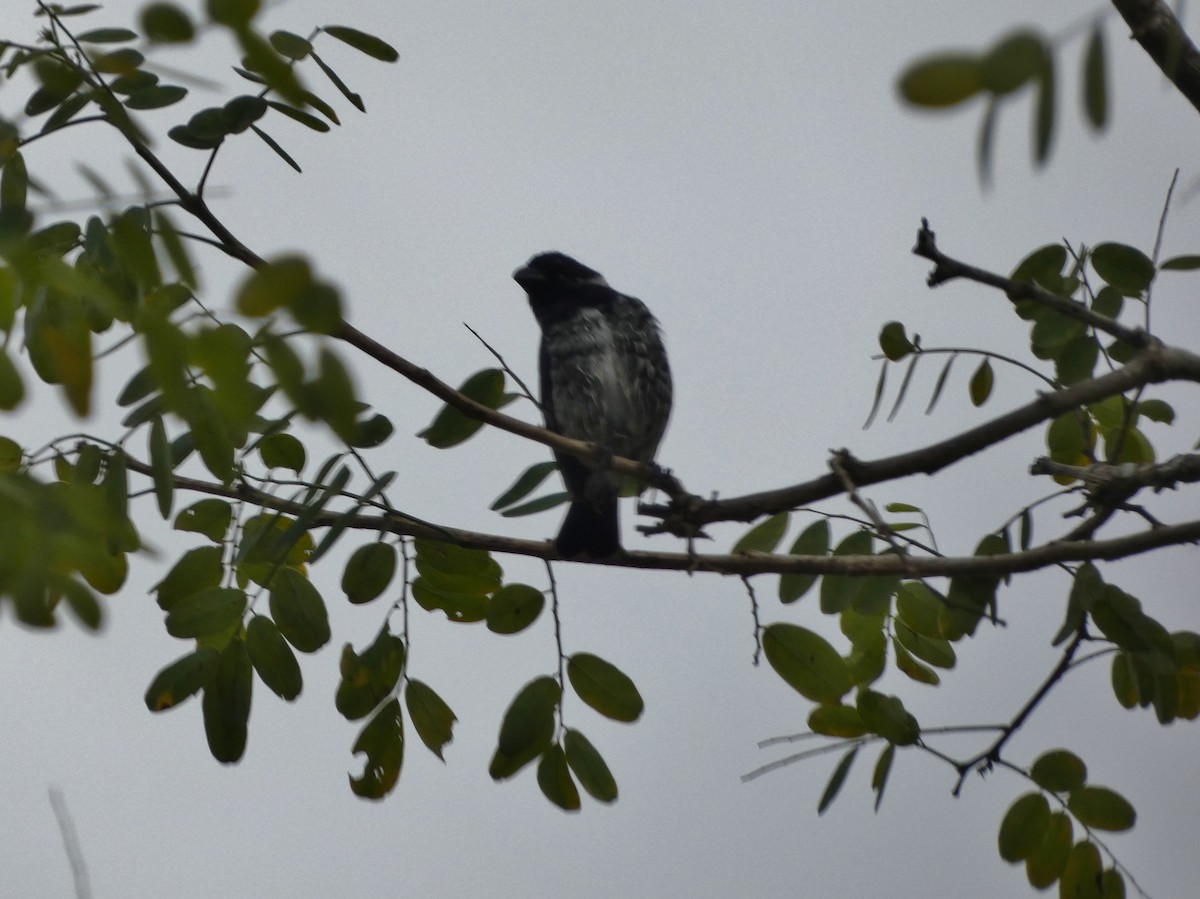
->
513, 264, 543, 289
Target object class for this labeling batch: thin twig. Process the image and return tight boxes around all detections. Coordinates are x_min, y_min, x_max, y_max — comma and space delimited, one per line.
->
463, 322, 538, 406
48, 788, 92, 899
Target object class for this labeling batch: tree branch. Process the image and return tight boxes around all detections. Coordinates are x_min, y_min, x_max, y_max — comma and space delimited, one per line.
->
647, 341, 1199, 530
913, 219, 1150, 348
1031, 452, 1200, 501
121, 452, 1200, 578
951, 630, 1085, 796
1112, 0, 1200, 116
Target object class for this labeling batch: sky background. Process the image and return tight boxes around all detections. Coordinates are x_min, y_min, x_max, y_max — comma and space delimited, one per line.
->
1, 1, 1198, 897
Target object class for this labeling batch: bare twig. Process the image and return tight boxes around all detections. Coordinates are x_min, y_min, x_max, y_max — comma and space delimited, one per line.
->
48, 788, 92, 899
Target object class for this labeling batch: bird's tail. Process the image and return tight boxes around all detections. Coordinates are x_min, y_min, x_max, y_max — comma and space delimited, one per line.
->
555, 498, 620, 559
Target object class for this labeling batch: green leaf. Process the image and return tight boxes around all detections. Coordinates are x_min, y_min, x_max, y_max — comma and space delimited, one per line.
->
341, 542, 397, 604
415, 539, 503, 580
78, 28, 138, 43
807, 704, 867, 738
564, 729, 617, 803
174, 498, 233, 542
336, 630, 406, 721
1053, 561, 1103, 646
1100, 869, 1126, 898
348, 698, 404, 799
499, 492, 571, 518
894, 620, 956, 669
489, 676, 560, 780
418, 369, 506, 448
165, 586, 246, 638
732, 511, 789, 554
819, 530, 873, 614
897, 53, 982, 107
878, 321, 913, 360
998, 792, 1051, 862
267, 100, 331, 132
871, 743, 894, 812
1, 151, 27, 212
154, 545, 224, 612
1160, 254, 1200, 271
236, 255, 313, 317
1056, 334, 1099, 386
141, 3, 195, 43
349, 412, 393, 448
148, 415, 174, 518
492, 461, 558, 510
1011, 244, 1067, 292
1082, 25, 1108, 130
270, 29, 313, 60
817, 745, 858, 815
968, 358, 993, 406
1091, 285, 1123, 319
405, 679, 457, 760
843, 627, 887, 687
0, 436, 22, 474
537, 744, 581, 811
236, 24, 306, 106
246, 615, 302, 700
55, 576, 103, 630
1030, 749, 1087, 793
1025, 812, 1072, 889
487, 583, 546, 635
312, 348, 356, 439
221, 94, 267, 133
939, 537, 1004, 640
896, 581, 943, 638
762, 623, 852, 703
893, 639, 939, 685
310, 50, 364, 111
269, 568, 331, 653
1136, 398, 1174, 424
1060, 842, 1103, 899
0, 350, 26, 411
567, 653, 643, 722
323, 25, 400, 62
1067, 786, 1136, 831
981, 30, 1046, 95
1091, 243, 1155, 296
779, 519, 829, 603
144, 648, 219, 711
258, 432, 306, 472
1090, 585, 1163, 654
202, 638, 252, 764
1034, 48, 1056, 165
855, 689, 919, 745
251, 124, 302, 173
1110, 652, 1138, 709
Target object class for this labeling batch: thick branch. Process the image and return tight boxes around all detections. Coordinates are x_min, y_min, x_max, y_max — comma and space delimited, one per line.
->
1112, 0, 1200, 116
652, 341, 1199, 529
1031, 452, 1200, 501
123, 454, 1200, 578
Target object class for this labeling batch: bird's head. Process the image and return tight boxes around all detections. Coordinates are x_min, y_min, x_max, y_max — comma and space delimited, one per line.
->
514, 252, 609, 297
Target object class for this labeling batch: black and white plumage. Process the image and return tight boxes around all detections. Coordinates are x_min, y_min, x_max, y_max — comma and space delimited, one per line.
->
514, 252, 672, 558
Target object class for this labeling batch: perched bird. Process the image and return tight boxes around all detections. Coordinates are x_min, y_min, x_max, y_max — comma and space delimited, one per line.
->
514, 252, 672, 558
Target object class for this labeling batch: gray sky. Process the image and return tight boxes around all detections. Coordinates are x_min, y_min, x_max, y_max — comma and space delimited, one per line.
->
1, 1, 1198, 897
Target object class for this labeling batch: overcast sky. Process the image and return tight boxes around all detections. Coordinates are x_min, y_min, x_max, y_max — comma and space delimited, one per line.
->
2, 1, 1198, 897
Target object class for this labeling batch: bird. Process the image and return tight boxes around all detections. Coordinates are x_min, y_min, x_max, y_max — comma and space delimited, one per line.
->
514, 251, 672, 558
